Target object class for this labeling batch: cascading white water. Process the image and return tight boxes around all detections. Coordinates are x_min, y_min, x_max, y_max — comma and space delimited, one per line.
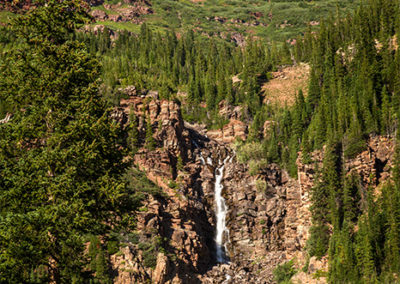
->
215, 156, 230, 263
193, 140, 207, 165
192, 140, 231, 264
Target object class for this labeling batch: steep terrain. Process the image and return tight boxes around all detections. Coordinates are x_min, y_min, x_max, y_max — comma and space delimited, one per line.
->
108, 85, 397, 283
108, 86, 306, 283
109, 87, 302, 282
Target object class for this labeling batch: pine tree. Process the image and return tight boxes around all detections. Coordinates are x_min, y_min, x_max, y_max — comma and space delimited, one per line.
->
128, 108, 139, 153
355, 217, 378, 282
205, 72, 216, 110
380, 85, 392, 135
307, 69, 321, 112
0, 1, 127, 282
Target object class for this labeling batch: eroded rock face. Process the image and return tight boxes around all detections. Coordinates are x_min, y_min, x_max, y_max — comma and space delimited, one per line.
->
111, 87, 396, 283
207, 120, 248, 144
110, 87, 312, 283
111, 89, 217, 283
89, 1, 153, 24
199, 159, 310, 283
297, 136, 395, 206
291, 135, 395, 283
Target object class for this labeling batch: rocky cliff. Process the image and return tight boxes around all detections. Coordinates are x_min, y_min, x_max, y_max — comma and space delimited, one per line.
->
109, 87, 309, 283
110, 87, 395, 283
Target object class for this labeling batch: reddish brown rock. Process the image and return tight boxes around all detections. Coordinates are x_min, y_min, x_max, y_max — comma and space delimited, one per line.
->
207, 119, 247, 144
112, 86, 396, 283
90, 9, 108, 20
153, 253, 169, 284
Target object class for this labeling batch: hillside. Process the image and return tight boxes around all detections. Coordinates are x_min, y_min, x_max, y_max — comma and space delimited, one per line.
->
88, 0, 358, 41
0, 0, 357, 41
2, 0, 400, 283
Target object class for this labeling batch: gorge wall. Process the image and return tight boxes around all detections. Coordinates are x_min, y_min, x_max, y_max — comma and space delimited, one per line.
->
110, 88, 395, 283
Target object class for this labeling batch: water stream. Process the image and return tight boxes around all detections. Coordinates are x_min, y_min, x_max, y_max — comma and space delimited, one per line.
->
214, 156, 230, 263
193, 140, 230, 264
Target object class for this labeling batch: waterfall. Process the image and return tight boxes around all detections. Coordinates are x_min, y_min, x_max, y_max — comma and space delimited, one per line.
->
192, 140, 231, 263
215, 156, 230, 263
193, 140, 206, 165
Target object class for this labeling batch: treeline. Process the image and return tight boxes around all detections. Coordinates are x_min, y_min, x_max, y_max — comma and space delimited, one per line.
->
252, 0, 400, 281
257, 0, 400, 173
75, 25, 293, 126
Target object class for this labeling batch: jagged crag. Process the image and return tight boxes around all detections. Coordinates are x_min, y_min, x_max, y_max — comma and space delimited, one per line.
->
108, 87, 395, 283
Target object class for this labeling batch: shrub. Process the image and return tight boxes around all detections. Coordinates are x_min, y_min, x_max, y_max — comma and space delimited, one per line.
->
343, 138, 366, 159
273, 259, 297, 284
249, 159, 268, 176
255, 179, 267, 192
168, 180, 178, 189
236, 142, 264, 164
138, 236, 164, 268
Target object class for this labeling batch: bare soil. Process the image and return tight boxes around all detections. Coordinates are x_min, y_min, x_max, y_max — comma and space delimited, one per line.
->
262, 63, 310, 107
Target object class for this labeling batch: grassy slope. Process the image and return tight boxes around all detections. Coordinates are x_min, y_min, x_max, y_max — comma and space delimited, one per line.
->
0, 1, 357, 41
97, 0, 358, 41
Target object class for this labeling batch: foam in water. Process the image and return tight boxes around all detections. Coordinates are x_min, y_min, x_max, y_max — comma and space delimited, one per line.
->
215, 156, 230, 263
193, 140, 206, 165
193, 139, 231, 264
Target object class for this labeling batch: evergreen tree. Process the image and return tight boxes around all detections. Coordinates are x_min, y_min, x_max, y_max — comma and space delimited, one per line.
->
128, 108, 139, 154
0, 1, 127, 282
380, 85, 392, 135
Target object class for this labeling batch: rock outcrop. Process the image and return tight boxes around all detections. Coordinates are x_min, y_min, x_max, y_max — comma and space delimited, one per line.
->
89, 1, 153, 24
110, 86, 396, 283
207, 119, 248, 144
110, 87, 311, 283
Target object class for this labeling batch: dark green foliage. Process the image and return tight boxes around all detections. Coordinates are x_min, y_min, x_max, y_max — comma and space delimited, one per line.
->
273, 259, 297, 284
307, 224, 330, 259
257, 2, 400, 280
0, 1, 158, 282
76, 23, 298, 128
88, 236, 112, 283
127, 108, 140, 154
138, 237, 164, 268
259, 0, 400, 178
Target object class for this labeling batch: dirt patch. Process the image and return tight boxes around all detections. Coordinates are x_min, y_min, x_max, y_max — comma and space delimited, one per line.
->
262, 63, 310, 107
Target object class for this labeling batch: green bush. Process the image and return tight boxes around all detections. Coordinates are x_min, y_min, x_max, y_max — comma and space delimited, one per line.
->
249, 159, 268, 176
343, 136, 366, 159
255, 179, 267, 192
273, 259, 297, 284
236, 142, 264, 164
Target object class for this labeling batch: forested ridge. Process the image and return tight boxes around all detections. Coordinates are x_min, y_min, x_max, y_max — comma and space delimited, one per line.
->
260, 0, 400, 282
1, 0, 400, 282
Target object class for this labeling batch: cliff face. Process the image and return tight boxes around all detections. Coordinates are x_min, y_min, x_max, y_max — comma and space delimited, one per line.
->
111, 88, 395, 283
111, 88, 309, 283
201, 162, 307, 283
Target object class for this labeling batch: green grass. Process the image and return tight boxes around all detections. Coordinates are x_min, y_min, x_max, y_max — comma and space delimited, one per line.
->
95, 21, 142, 33
137, 0, 358, 40
0, 11, 15, 24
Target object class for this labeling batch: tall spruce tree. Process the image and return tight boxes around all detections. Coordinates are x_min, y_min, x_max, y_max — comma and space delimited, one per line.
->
0, 1, 127, 282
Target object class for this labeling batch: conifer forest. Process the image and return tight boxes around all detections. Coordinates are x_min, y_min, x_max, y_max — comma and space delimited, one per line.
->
1, 0, 400, 283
